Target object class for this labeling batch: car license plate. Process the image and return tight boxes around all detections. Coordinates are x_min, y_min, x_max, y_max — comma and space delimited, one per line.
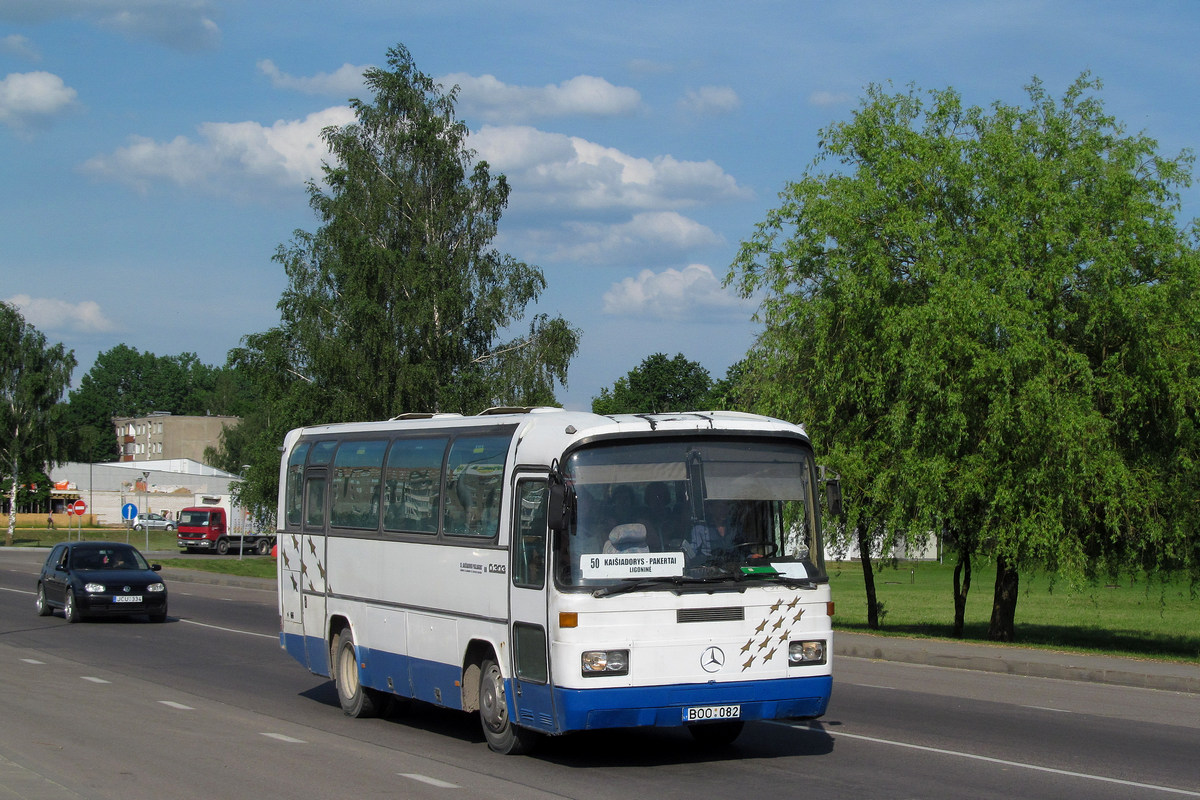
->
112, 595, 142, 603
683, 704, 741, 722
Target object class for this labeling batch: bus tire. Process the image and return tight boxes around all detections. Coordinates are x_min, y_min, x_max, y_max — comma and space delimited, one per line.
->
687, 720, 744, 747
479, 657, 537, 755
215, 538, 229, 555
333, 629, 378, 718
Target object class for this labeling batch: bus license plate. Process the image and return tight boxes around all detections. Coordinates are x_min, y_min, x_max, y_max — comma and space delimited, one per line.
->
684, 705, 741, 722
112, 595, 142, 603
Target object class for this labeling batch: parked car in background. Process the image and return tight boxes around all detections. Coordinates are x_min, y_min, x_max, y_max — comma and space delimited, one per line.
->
133, 512, 175, 531
35, 541, 168, 623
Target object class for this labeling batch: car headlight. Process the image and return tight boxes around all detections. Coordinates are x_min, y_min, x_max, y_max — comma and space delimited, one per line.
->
84, 582, 106, 593
147, 583, 166, 593
581, 649, 629, 677
788, 639, 827, 666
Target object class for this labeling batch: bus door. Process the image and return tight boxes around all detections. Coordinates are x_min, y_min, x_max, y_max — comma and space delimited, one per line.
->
301, 466, 330, 674
508, 476, 557, 733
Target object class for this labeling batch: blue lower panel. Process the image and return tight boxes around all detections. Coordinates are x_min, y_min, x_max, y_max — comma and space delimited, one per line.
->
281, 631, 831, 735
552, 675, 832, 732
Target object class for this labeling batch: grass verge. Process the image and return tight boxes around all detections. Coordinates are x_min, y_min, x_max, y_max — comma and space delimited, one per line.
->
828, 559, 1200, 663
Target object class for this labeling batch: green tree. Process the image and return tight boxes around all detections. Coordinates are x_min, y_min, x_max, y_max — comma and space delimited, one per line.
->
592, 353, 713, 415
1, 302, 75, 546
228, 44, 579, 517
730, 74, 1200, 641
63, 345, 246, 463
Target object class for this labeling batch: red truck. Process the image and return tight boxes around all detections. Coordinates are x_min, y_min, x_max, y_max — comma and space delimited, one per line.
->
177, 505, 274, 555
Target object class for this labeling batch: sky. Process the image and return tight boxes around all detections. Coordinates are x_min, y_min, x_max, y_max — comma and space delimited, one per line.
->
2, 1, 1198, 412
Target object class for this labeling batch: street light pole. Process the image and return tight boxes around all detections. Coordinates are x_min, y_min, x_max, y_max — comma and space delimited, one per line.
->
142, 470, 150, 551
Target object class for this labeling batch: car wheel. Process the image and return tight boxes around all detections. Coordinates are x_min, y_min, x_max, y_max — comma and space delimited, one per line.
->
64, 589, 82, 623
332, 629, 379, 718
687, 720, 744, 747
479, 657, 538, 754
36, 584, 52, 617
166, 524, 176, 531
215, 538, 229, 555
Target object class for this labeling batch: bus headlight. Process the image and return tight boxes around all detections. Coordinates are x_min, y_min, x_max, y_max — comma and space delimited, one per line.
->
788, 639, 827, 666
581, 649, 629, 677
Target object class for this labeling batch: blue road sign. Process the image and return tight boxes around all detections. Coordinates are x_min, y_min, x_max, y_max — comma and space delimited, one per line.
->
122, 503, 138, 521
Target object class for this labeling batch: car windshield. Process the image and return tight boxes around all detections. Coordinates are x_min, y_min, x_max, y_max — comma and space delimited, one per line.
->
554, 437, 826, 591
75, 546, 149, 571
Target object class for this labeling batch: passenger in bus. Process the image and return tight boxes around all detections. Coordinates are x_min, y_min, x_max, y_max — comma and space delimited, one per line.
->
686, 499, 742, 561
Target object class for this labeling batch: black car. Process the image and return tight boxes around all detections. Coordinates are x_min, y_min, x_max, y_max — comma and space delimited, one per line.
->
36, 541, 168, 623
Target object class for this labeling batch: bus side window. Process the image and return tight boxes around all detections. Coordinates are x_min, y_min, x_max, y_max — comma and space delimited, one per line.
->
443, 434, 509, 538
513, 480, 547, 589
304, 474, 326, 529
383, 437, 447, 534
285, 442, 311, 528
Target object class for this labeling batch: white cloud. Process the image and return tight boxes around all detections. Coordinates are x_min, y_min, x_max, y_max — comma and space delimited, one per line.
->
602, 264, 751, 321
0, 0, 221, 51
1, 35, 40, 61
5, 294, 118, 334
258, 59, 368, 97
678, 86, 741, 115
0, 71, 78, 132
82, 106, 355, 196
471, 124, 751, 211
443, 73, 641, 123
538, 212, 722, 265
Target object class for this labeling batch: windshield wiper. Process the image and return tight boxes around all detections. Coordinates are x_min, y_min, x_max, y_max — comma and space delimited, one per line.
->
592, 574, 762, 597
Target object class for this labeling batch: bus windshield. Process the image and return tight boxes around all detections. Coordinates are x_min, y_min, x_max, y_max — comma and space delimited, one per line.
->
555, 438, 825, 589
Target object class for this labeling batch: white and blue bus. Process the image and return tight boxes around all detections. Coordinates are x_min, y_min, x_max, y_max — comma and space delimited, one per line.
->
277, 408, 835, 753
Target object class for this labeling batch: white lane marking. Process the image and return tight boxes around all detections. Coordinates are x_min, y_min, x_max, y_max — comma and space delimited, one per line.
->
0, 587, 33, 595
158, 701, 194, 710
400, 774, 460, 789
775, 721, 1200, 797
260, 733, 305, 743
81, 677, 110, 684
21, 659, 45, 665
179, 618, 276, 639
1024, 705, 1072, 713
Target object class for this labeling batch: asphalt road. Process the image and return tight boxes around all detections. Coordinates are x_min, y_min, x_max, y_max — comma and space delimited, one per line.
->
1, 548, 1197, 799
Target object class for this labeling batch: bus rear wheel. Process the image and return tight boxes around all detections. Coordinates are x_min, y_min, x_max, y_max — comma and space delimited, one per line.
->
333, 629, 378, 718
478, 657, 538, 755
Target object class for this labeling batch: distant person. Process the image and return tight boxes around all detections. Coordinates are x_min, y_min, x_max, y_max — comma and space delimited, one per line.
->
47, 514, 55, 530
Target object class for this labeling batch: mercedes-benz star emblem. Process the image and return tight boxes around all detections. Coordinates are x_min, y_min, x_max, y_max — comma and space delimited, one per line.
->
701, 646, 725, 673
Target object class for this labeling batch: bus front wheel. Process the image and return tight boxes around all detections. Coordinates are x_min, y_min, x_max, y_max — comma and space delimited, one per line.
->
333, 630, 378, 718
478, 657, 537, 755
